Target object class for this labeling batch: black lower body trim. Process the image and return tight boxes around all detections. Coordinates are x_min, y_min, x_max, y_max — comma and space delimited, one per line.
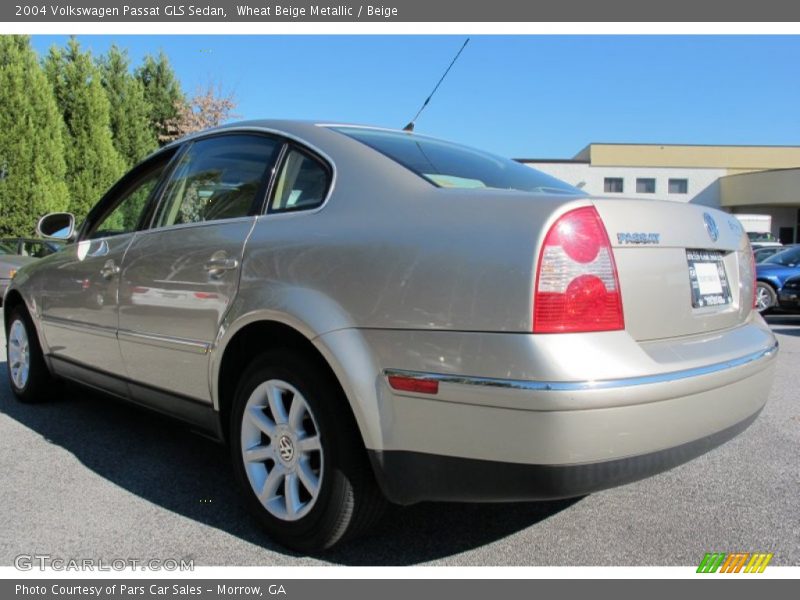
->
49, 355, 224, 440
368, 409, 761, 505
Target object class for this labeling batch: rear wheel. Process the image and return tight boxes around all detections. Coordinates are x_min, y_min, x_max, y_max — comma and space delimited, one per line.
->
229, 349, 386, 552
6, 306, 56, 403
755, 282, 777, 314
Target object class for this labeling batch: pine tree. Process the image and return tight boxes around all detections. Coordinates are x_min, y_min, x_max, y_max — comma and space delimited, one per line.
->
135, 51, 184, 145
0, 35, 70, 237
45, 37, 126, 220
98, 44, 157, 168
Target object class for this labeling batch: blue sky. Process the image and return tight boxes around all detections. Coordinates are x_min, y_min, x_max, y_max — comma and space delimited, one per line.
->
30, 35, 800, 158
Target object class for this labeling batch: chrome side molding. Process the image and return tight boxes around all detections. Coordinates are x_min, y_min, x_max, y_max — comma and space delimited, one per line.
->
384, 341, 779, 393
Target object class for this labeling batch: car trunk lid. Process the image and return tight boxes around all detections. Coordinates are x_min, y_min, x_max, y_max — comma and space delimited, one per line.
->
592, 199, 753, 341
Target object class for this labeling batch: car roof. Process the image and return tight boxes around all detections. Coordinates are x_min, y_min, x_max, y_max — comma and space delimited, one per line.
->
162, 120, 436, 154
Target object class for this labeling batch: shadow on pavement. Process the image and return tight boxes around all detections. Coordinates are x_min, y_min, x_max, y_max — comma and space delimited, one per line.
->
765, 314, 800, 326
769, 328, 800, 337
765, 313, 800, 337
0, 363, 580, 565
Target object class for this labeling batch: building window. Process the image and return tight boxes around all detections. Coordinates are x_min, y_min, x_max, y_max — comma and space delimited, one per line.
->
636, 178, 656, 194
604, 177, 624, 193
668, 178, 688, 194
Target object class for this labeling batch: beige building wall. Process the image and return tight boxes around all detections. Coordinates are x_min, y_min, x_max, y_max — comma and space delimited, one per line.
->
576, 144, 800, 171
720, 168, 800, 208
533, 143, 800, 243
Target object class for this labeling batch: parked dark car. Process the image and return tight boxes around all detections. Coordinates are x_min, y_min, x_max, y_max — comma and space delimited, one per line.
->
754, 244, 797, 263
778, 274, 800, 310
755, 245, 800, 312
0, 242, 38, 302
0, 238, 64, 258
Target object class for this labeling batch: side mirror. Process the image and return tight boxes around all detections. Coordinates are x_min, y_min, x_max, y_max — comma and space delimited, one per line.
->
36, 212, 76, 241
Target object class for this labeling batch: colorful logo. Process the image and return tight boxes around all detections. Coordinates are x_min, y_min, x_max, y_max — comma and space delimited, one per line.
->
697, 552, 773, 573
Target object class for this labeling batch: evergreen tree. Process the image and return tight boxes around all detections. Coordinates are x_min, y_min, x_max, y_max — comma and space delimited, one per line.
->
45, 37, 126, 220
98, 45, 157, 168
0, 35, 70, 237
135, 51, 184, 145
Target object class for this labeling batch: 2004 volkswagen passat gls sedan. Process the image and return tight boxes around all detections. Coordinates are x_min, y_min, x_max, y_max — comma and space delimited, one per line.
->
4, 121, 778, 551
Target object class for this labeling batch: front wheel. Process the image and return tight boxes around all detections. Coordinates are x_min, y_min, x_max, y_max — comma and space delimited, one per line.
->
755, 282, 777, 314
6, 306, 57, 403
229, 349, 386, 552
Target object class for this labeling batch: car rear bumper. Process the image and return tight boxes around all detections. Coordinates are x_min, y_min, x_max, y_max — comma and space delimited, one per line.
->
323, 319, 778, 504
369, 408, 761, 504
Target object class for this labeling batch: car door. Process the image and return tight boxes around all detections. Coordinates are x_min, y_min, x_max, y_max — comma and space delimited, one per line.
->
39, 151, 175, 394
117, 133, 283, 403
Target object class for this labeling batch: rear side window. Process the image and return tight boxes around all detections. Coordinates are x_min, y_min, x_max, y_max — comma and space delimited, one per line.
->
766, 247, 800, 266
154, 134, 281, 228
270, 148, 331, 213
331, 126, 580, 195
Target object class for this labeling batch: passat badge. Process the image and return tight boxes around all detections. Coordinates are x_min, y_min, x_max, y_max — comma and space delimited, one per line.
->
617, 232, 660, 245
704, 213, 719, 242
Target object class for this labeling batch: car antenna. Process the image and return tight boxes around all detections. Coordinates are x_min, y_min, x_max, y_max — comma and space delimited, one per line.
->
403, 37, 470, 133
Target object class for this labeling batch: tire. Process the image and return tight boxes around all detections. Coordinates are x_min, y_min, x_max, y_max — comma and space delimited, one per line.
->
229, 349, 386, 552
755, 282, 777, 314
6, 306, 56, 403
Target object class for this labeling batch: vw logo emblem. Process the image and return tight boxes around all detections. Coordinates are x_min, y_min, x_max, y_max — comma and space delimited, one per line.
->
703, 213, 719, 242
278, 436, 294, 462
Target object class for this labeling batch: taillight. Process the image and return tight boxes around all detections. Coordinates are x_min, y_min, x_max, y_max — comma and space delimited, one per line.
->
749, 248, 757, 310
534, 206, 624, 333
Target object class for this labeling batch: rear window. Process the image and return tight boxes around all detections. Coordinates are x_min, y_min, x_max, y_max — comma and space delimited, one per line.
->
331, 127, 581, 195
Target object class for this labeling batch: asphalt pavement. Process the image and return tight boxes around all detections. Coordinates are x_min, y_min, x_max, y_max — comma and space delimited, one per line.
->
0, 316, 798, 566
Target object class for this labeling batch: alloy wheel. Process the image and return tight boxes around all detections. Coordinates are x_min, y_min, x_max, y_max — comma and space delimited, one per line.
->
8, 319, 30, 390
755, 284, 773, 312
239, 379, 324, 521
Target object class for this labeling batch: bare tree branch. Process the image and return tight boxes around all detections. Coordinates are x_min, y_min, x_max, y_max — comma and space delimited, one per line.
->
163, 82, 239, 142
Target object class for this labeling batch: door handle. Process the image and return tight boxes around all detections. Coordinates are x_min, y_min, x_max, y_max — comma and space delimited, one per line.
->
100, 259, 120, 280
204, 255, 239, 277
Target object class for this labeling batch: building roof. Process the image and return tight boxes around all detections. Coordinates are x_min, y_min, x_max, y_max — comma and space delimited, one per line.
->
514, 158, 588, 164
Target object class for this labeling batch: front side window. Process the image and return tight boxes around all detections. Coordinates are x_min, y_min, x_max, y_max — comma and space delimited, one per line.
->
154, 134, 281, 229
331, 127, 581, 195
87, 162, 167, 240
270, 148, 330, 212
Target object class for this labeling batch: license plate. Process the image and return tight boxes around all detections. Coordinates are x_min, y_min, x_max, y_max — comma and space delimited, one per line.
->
686, 250, 732, 308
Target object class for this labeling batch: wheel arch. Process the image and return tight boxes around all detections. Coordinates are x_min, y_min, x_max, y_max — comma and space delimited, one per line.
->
756, 278, 779, 289
213, 316, 382, 453
3, 289, 51, 354
3, 289, 27, 332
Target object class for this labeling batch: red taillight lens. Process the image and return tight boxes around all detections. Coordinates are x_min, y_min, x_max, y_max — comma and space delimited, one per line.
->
749, 249, 758, 310
534, 206, 624, 333
387, 375, 439, 395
